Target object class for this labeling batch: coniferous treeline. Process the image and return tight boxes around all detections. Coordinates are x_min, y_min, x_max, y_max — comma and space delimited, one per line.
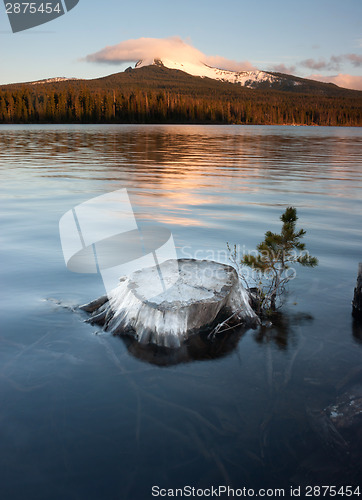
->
0, 85, 361, 126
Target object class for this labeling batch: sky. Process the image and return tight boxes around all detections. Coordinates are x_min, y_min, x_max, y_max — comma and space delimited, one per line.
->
0, 0, 361, 90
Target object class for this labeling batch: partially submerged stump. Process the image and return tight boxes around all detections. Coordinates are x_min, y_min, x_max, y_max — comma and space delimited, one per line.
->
352, 263, 362, 320
307, 384, 362, 457
325, 384, 362, 430
80, 259, 258, 348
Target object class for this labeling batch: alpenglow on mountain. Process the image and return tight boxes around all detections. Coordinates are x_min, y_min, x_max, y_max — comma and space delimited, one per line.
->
134, 58, 302, 90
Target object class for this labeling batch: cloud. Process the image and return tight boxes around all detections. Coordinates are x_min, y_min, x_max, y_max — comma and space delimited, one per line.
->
301, 54, 362, 71
344, 53, 362, 67
269, 63, 296, 74
309, 73, 362, 91
85, 36, 255, 71
300, 57, 340, 71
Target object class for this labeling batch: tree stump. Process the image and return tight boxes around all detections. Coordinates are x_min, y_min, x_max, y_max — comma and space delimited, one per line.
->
80, 259, 258, 348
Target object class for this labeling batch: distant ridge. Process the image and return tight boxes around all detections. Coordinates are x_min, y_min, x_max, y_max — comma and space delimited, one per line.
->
30, 77, 79, 85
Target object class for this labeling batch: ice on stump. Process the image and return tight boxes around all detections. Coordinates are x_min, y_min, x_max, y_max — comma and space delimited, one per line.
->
80, 259, 258, 348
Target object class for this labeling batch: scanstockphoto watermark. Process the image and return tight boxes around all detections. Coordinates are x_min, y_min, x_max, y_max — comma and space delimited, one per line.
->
180, 245, 309, 282
3, 0, 79, 33
151, 485, 287, 497
151, 485, 361, 498
58, 189, 307, 304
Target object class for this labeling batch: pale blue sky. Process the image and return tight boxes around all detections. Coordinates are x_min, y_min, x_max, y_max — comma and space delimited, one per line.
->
0, 0, 361, 89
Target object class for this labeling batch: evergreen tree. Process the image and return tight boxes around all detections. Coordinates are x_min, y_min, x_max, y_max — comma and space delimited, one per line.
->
230, 207, 318, 314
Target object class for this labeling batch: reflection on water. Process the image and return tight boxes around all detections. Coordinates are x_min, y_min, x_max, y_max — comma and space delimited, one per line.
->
352, 318, 362, 345
253, 312, 313, 350
117, 312, 312, 366
119, 329, 247, 367
1, 125, 362, 499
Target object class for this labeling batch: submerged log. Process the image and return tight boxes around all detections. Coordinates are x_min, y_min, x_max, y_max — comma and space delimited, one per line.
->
80, 258, 258, 348
352, 263, 362, 319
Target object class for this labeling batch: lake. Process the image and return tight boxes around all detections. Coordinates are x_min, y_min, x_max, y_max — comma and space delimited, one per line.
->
1, 124, 362, 499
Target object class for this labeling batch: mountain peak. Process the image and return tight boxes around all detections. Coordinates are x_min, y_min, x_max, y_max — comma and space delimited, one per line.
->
133, 58, 300, 90
136, 58, 164, 68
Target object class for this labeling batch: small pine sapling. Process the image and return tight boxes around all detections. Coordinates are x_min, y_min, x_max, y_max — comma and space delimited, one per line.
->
228, 207, 318, 315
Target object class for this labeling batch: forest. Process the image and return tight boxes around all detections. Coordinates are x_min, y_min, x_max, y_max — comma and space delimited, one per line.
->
0, 66, 361, 126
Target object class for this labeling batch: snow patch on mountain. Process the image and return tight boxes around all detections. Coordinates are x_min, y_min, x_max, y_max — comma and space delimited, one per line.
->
135, 58, 287, 88
31, 77, 78, 85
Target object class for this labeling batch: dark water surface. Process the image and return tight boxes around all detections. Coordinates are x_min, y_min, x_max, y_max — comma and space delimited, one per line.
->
1, 125, 362, 499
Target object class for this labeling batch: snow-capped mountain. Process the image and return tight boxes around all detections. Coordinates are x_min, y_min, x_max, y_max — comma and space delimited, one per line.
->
135, 58, 301, 90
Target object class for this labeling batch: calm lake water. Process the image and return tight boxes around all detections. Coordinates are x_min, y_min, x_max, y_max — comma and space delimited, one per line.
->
1, 124, 362, 499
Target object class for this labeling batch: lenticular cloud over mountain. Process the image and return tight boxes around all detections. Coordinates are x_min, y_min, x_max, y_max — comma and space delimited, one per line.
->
85, 36, 255, 72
